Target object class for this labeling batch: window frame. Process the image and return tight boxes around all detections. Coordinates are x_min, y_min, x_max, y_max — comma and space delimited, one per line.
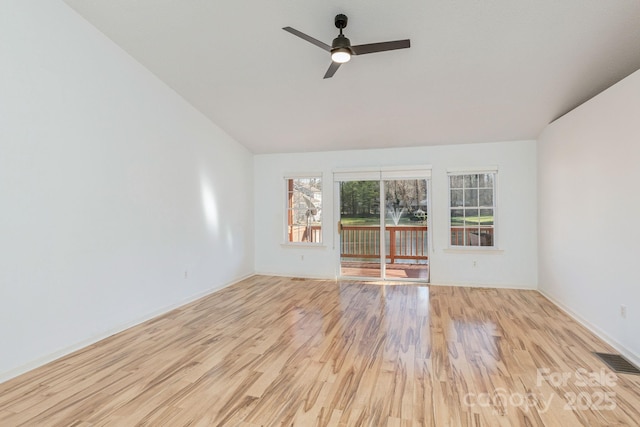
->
447, 169, 497, 249
284, 174, 324, 246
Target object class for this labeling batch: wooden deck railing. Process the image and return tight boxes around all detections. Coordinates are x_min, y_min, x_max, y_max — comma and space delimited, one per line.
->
450, 227, 494, 246
294, 224, 493, 253
340, 225, 428, 264
289, 224, 322, 243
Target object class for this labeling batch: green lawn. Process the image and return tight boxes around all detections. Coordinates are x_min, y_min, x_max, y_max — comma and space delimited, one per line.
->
340, 216, 425, 226
450, 215, 494, 226
341, 215, 493, 226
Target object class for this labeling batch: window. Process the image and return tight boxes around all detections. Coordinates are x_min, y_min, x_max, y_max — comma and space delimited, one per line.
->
449, 172, 495, 247
285, 176, 322, 244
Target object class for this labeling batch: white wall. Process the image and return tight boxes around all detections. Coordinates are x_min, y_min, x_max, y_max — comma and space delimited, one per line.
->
0, 0, 254, 381
538, 70, 640, 366
254, 141, 537, 288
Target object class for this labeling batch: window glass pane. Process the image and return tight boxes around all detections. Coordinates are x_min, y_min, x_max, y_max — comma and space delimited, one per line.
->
450, 175, 463, 188
464, 174, 478, 188
450, 189, 463, 207
466, 229, 479, 246
479, 189, 493, 206
479, 230, 493, 246
464, 209, 480, 225
451, 230, 463, 246
450, 209, 464, 226
479, 173, 494, 188
480, 208, 494, 225
464, 189, 478, 207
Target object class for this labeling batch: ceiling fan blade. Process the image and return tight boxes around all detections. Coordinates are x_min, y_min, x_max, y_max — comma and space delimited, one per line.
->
282, 27, 331, 52
351, 39, 410, 55
323, 62, 341, 79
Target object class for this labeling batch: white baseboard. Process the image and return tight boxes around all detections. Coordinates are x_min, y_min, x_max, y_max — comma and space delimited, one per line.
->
430, 281, 536, 290
254, 272, 537, 290
253, 271, 337, 281
0, 273, 254, 384
538, 289, 640, 369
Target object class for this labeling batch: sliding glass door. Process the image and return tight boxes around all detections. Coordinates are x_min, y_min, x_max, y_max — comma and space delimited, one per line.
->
383, 178, 429, 280
338, 180, 382, 278
336, 170, 430, 282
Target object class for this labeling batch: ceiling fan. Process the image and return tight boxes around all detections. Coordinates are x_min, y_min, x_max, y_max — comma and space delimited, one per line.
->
283, 14, 411, 79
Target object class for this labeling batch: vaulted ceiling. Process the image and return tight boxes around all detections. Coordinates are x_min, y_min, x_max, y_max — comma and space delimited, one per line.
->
63, 0, 640, 154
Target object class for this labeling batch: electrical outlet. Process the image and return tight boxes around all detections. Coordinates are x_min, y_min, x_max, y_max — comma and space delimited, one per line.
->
184, 270, 188, 279
620, 305, 627, 319
473, 260, 477, 268
301, 255, 304, 261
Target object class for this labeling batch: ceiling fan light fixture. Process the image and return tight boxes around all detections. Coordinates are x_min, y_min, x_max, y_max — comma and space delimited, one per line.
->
283, 13, 411, 78
331, 47, 351, 63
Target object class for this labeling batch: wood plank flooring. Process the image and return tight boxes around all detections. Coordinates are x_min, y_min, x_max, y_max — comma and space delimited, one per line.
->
1, 275, 639, 426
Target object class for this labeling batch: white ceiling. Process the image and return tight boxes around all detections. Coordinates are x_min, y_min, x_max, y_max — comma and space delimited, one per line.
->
63, 0, 640, 154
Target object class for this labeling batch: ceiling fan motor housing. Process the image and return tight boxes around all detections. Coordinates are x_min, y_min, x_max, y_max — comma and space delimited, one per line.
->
334, 14, 348, 29
332, 34, 352, 51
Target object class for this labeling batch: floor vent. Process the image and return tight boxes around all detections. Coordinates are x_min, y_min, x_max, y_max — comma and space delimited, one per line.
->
291, 277, 306, 281
594, 352, 640, 375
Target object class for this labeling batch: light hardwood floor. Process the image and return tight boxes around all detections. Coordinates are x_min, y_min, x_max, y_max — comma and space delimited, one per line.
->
1, 275, 639, 426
